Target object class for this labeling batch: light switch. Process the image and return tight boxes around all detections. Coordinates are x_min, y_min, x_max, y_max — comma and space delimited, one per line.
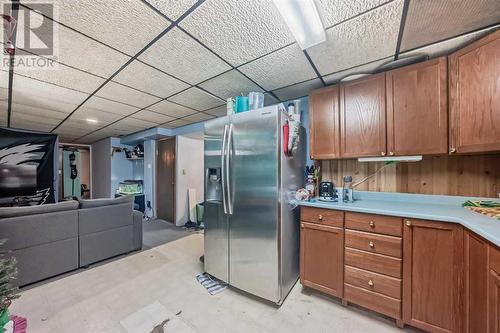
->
182, 169, 186, 175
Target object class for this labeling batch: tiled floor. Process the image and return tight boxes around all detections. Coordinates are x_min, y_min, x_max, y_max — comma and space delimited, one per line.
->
11, 234, 419, 332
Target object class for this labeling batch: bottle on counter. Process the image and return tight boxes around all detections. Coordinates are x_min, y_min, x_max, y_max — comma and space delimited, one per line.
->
305, 175, 315, 197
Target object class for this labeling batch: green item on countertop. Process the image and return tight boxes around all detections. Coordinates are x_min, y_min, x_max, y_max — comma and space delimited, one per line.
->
462, 200, 500, 208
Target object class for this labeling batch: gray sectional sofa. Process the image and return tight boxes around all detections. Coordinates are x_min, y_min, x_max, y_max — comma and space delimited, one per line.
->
0, 196, 143, 286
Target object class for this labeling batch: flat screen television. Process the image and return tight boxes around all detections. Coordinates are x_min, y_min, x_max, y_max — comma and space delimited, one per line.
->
0, 164, 37, 197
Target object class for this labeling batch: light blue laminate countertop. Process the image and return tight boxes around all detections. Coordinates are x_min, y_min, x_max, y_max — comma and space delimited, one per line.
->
294, 191, 500, 247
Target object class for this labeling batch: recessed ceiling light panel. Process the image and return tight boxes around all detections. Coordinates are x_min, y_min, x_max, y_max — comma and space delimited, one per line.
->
273, 0, 326, 50
86, 118, 98, 124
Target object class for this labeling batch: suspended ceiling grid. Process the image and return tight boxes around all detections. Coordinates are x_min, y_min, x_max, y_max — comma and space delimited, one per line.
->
0, 0, 498, 143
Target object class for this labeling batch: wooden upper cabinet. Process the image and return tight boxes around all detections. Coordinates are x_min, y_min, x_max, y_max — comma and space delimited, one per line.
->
340, 73, 386, 157
449, 30, 500, 154
386, 58, 448, 156
309, 85, 340, 159
300, 222, 344, 298
402, 219, 463, 333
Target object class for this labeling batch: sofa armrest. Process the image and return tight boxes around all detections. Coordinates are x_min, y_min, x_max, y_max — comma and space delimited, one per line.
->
132, 210, 143, 250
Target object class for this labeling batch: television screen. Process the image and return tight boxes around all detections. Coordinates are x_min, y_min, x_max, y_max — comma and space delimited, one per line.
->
0, 164, 37, 197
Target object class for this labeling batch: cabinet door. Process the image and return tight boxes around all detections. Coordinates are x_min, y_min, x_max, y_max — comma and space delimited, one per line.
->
402, 219, 463, 333
309, 86, 340, 159
489, 245, 500, 333
340, 73, 386, 157
300, 222, 343, 297
386, 58, 448, 155
465, 232, 488, 333
449, 30, 500, 154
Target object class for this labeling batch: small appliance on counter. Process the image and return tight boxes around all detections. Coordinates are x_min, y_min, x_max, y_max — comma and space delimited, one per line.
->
319, 181, 336, 201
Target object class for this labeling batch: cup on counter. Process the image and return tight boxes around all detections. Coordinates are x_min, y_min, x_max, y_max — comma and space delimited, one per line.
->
235, 96, 249, 113
249, 92, 264, 110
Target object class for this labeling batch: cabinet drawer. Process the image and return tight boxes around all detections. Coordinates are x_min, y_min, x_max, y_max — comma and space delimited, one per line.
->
345, 212, 402, 237
345, 229, 402, 258
345, 248, 402, 278
344, 283, 401, 319
301, 207, 344, 227
345, 265, 401, 299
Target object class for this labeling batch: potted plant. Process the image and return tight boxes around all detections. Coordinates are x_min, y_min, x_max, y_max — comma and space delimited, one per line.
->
0, 239, 20, 330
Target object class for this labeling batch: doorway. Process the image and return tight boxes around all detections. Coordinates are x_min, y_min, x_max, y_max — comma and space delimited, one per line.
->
156, 137, 176, 222
59, 144, 91, 201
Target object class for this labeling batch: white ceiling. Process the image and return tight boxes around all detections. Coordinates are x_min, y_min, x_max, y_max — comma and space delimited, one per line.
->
1, 0, 498, 143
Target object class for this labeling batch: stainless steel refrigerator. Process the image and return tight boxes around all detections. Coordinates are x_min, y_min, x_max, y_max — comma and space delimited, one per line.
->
204, 104, 305, 304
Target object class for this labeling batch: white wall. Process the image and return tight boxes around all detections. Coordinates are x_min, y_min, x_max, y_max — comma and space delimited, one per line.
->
175, 134, 204, 226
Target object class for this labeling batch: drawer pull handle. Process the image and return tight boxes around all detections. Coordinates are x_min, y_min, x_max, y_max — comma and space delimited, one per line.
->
369, 221, 375, 228
368, 280, 374, 287
381, 151, 386, 156
301, 223, 304, 229
369, 241, 374, 248
318, 214, 323, 221
406, 220, 412, 227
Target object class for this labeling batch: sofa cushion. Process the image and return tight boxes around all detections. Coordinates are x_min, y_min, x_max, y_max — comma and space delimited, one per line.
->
0, 200, 79, 219
78, 196, 133, 209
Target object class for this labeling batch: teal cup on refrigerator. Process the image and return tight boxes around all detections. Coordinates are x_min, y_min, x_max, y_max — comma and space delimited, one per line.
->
235, 96, 249, 113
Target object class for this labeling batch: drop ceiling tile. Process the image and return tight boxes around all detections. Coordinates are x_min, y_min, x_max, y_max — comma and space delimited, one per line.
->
199, 70, 263, 100
139, 27, 231, 85
13, 58, 105, 94
316, 0, 389, 28
75, 131, 112, 144
166, 119, 191, 128
82, 96, 139, 116
110, 117, 157, 131
53, 123, 93, 137
131, 110, 175, 124
264, 93, 280, 106
307, 0, 402, 75
9, 118, 54, 133
8, 102, 68, 123
273, 79, 324, 101
21, 10, 131, 77
147, 100, 197, 118
401, 26, 500, 58
205, 105, 227, 117
45, 0, 170, 55
182, 112, 215, 123
70, 107, 124, 125
401, 0, 500, 52
323, 57, 392, 84
180, 0, 295, 66
239, 44, 317, 91
168, 87, 224, 111
143, 0, 197, 20
113, 60, 189, 98
96, 82, 161, 108
11, 75, 89, 114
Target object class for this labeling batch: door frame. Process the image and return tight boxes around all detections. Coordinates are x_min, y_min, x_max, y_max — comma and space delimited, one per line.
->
156, 137, 176, 222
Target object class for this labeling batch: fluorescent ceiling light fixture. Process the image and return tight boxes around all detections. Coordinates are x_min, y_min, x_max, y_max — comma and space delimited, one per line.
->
358, 156, 423, 163
85, 118, 98, 124
273, 0, 326, 50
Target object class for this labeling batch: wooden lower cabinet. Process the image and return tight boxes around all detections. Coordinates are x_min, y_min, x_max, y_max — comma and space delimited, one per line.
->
465, 231, 488, 333
299, 207, 500, 333
402, 219, 464, 333
490, 245, 500, 333
300, 222, 344, 298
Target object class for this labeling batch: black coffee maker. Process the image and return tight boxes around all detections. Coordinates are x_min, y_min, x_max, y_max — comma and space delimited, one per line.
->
319, 181, 335, 201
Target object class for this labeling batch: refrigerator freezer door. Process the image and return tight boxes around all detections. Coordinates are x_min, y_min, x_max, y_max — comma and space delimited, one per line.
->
204, 117, 229, 282
228, 107, 281, 302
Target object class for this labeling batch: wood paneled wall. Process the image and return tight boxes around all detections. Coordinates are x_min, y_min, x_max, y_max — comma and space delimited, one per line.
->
320, 155, 500, 198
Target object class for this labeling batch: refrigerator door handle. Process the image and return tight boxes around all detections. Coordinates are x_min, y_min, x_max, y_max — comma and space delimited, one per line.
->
221, 124, 229, 214
226, 123, 234, 215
